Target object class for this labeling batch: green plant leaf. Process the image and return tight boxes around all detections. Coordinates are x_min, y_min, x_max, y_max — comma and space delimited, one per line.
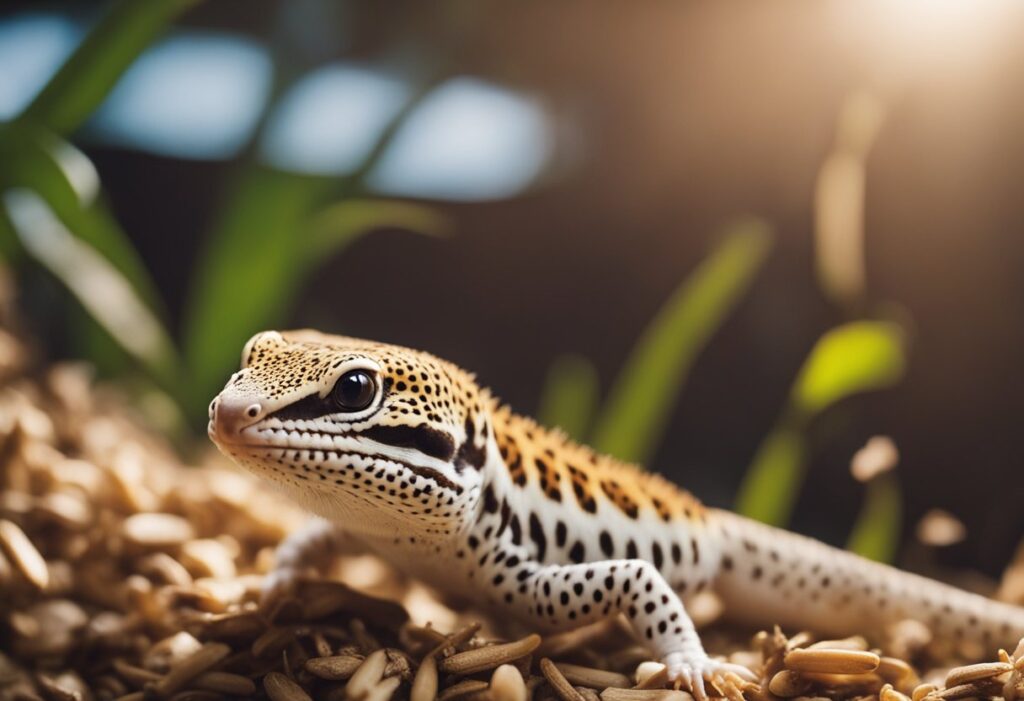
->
846, 473, 902, 562
0, 124, 163, 308
734, 426, 806, 526
20, 0, 201, 136
3, 189, 178, 386
792, 321, 906, 419
306, 199, 450, 266
590, 217, 772, 464
736, 320, 907, 526
537, 353, 600, 441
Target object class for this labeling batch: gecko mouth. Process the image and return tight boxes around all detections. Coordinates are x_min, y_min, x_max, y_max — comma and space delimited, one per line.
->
210, 432, 464, 495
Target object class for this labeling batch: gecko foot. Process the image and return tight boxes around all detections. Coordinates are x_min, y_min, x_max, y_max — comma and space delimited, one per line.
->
662, 652, 757, 701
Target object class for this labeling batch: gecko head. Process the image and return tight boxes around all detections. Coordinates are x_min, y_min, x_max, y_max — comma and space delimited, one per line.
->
208, 330, 491, 537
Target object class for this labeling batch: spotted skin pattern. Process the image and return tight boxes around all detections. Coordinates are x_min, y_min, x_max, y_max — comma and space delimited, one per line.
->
210, 330, 1024, 698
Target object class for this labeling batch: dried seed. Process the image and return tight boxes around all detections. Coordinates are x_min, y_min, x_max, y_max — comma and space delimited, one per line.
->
600, 690, 695, 701
113, 659, 162, 687
180, 539, 236, 579
440, 634, 542, 675
35, 492, 92, 530
540, 658, 586, 701
311, 632, 333, 658
769, 670, 812, 697
122, 513, 195, 549
145, 632, 204, 672
911, 683, 938, 701
807, 637, 868, 651
784, 648, 880, 675
945, 661, 1012, 687
880, 683, 912, 701
348, 649, 389, 699
304, 656, 365, 681
191, 672, 257, 695
877, 657, 916, 685
263, 672, 312, 701
149, 642, 231, 697
35, 672, 85, 701
201, 611, 265, 642
553, 662, 631, 690
410, 655, 437, 701
634, 662, 668, 690
934, 679, 1006, 700
136, 552, 193, 586
491, 664, 528, 701
364, 675, 402, 701
252, 627, 296, 659
439, 680, 490, 701
0, 518, 49, 589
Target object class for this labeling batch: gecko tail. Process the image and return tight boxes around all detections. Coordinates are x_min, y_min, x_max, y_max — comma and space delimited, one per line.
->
708, 509, 1024, 655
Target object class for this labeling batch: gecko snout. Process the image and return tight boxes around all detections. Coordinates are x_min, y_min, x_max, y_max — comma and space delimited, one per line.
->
208, 393, 265, 443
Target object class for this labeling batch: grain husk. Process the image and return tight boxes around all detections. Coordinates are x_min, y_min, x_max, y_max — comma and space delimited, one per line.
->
440, 634, 542, 675
784, 648, 881, 675
0, 518, 49, 589
541, 658, 587, 701
263, 671, 312, 701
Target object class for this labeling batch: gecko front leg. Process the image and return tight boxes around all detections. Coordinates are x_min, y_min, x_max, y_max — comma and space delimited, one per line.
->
261, 517, 357, 606
506, 559, 754, 700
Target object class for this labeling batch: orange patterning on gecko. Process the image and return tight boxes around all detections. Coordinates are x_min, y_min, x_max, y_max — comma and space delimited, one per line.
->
208, 329, 1024, 699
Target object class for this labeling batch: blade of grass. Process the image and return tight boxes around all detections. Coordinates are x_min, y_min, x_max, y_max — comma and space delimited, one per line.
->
846, 472, 902, 562
0, 124, 163, 309
736, 320, 907, 526
537, 353, 600, 441
20, 0, 202, 136
733, 426, 805, 527
590, 217, 772, 465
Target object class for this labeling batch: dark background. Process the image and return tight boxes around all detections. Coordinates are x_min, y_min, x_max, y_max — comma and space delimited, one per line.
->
5, 1, 1024, 576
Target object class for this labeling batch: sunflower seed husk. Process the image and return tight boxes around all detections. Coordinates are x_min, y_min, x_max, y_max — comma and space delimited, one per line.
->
263, 671, 312, 701
944, 662, 1012, 688
191, 672, 257, 695
304, 656, 364, 681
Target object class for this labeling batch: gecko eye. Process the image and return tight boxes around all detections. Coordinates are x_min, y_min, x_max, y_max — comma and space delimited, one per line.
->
332, 370, 376, 412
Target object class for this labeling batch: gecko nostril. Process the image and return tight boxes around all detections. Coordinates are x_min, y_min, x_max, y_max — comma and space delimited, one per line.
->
246, 404, 261, 419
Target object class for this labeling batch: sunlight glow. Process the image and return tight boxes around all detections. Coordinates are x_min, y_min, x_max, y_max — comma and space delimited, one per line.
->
88, 33, 272, 159
368, 78, 552, 201
0, 13, 82, 120
260, 64, 412, 174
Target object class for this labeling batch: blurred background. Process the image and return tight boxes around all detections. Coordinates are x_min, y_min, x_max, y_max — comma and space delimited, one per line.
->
1, 0, 1022, 582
